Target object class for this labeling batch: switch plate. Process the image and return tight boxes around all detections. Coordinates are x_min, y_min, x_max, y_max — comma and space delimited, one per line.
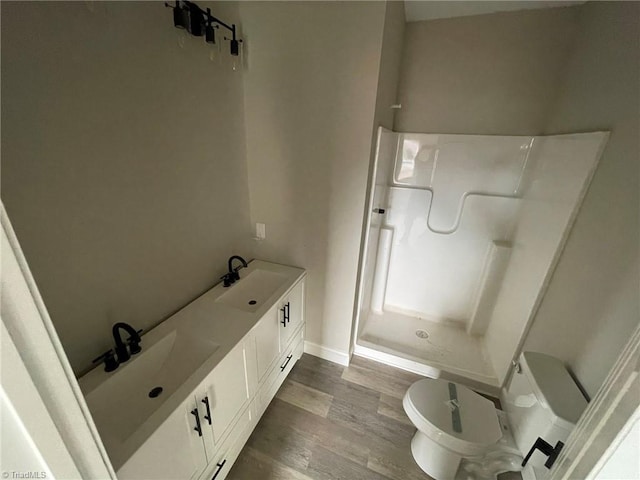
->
256, 223, 266, 240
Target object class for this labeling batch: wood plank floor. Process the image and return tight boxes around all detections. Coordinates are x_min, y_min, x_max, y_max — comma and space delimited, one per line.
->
227, 354, 521, 480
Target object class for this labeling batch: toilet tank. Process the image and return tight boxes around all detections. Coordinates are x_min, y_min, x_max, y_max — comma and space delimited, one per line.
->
502, 352, 587, 471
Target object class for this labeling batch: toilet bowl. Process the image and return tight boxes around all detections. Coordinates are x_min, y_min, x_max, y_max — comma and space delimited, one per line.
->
403, 352, 588, 480
403, 379, 520, 480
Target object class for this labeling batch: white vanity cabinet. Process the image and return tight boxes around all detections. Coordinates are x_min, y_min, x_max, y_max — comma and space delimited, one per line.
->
196, 340, 252, 452
253, 304, 281, 383
116, 340, 254, 480
117, 397, 208, 480
278, 279, 304, 347
107, 266, 306, 480
256, 326, 304, 417
255, 278, 306, 417
196, 399, 254, 480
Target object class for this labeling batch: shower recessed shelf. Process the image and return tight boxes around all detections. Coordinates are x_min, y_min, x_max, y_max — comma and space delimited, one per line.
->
387, 185, 521, 235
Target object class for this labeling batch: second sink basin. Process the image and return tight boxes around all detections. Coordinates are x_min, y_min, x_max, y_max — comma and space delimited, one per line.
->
215, 268, 288, 312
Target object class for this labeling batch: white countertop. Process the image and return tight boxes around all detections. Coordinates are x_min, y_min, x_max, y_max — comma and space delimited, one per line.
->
78, 259, 305, 469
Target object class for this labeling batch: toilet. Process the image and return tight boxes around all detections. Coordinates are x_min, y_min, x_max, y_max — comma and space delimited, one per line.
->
403, 352, 588, 480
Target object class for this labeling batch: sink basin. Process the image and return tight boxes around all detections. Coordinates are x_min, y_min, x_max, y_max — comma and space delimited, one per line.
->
84, 329, 219, 442
215, 269, 288, 312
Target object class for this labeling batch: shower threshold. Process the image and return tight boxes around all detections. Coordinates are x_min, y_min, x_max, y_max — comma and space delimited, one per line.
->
355, 311, 500, 395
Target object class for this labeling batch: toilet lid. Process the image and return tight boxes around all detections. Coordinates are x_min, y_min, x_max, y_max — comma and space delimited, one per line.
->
405, 379, 502, 446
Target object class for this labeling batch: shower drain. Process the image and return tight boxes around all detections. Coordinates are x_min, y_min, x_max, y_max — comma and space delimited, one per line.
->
415, 329, 429, 339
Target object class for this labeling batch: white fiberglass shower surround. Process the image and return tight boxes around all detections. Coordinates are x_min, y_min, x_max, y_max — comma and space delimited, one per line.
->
353, 127, 608, 393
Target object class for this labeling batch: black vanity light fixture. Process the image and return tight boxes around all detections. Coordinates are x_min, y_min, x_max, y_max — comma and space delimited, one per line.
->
165, 0, 241, 56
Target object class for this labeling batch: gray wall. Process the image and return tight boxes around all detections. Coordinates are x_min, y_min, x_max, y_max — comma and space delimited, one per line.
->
395, 6, 580, 135
524, 1, 640, 398
1, 1, 253, 375
392, 2, 639, 397
373, 1, 406, 131
240, 1, 387, 358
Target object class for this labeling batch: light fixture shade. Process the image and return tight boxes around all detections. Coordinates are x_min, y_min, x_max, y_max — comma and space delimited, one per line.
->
189, 8, 204, 36
173, 5, 187, 29
230, 39, 239, 56
205, 25, 215, 44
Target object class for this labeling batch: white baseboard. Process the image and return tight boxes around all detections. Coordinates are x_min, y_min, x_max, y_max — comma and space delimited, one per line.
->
303, 341, 350, 366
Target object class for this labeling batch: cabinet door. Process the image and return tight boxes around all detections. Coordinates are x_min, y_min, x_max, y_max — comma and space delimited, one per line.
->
197, 401, 253, 480
257, 328, 305, 419
117, 398, 207, 480
198, 339, 251, 457
254, 305, 281, 383
279, 279, 305, 347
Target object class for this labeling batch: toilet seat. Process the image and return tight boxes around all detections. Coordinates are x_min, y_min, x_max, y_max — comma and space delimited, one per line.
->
403, 379, 502, 456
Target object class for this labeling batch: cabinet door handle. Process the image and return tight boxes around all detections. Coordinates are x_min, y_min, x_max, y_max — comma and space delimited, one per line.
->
280, 354, 293, 371
202, 396, 212, 425
285, 302, 290, 324
191, 408, 202, 437
280, 305, 287, 327
211, 459, 226, 480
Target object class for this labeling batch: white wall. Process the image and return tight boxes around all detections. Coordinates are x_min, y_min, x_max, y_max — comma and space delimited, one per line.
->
240, 1, 388, 359
1, 1, 253, 374
372, 1, 406, 131
381, 1, 638, 398
395, 6, 580, 135
523, 1, 640, 398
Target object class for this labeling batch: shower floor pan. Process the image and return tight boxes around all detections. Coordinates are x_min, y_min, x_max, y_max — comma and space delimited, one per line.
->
357, 311, 500, 393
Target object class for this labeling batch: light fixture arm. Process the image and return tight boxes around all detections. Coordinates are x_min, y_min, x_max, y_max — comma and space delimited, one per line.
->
165, 0, 241, 55
183, 1, 236, 39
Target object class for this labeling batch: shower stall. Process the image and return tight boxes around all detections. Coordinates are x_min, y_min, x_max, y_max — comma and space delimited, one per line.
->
353, 128, 608, 393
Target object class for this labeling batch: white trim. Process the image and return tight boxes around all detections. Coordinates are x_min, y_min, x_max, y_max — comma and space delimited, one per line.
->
550, 324, 640, 480
304, 341, 350, 366
350, 126, 392, 357
1, 320, 75, 478
354, 342, 439, 377
589, 405, 640, 480
1, 204, 116, 479
353, 342, 501, 397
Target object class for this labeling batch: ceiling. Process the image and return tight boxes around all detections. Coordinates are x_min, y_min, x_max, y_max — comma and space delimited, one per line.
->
404, 1, 586, 22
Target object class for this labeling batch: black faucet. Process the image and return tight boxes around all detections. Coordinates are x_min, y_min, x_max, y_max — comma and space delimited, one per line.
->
92, 322, 143, 372
221, 255, 248, 287
112, 322, 142, 363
